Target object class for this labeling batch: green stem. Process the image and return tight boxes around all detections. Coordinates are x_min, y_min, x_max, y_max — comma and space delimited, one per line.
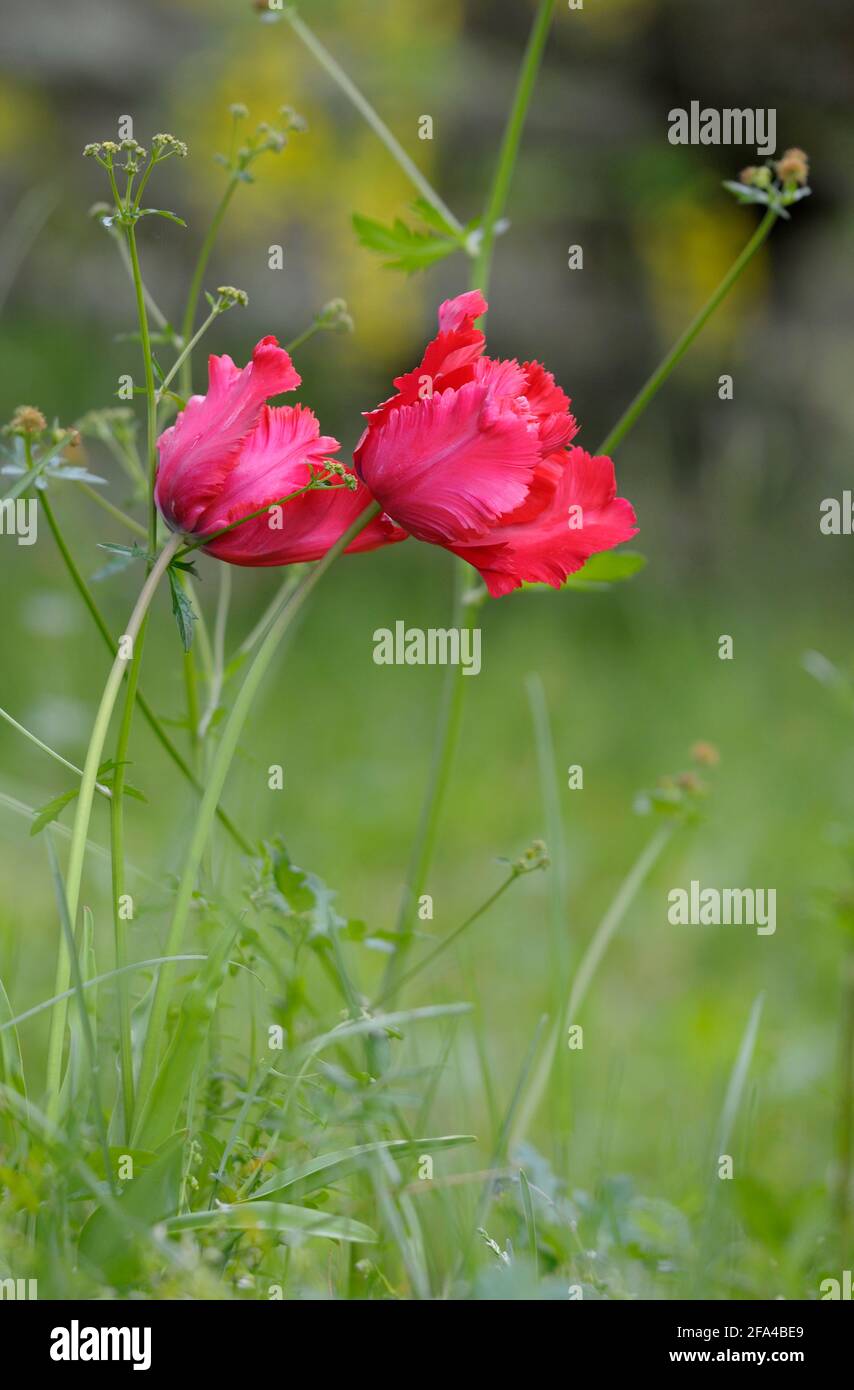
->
132, 503, 381, 1129
124, 224, 159, 552
76, 481, 148, 539
44, 532, 182, 1121
380, 576, 475, 999
283, 10, 463, 236
39, 491, 250, 853
597, 208, 779, 456
382, 0, 556, 1000
0, 703, 110, 796
110, 611, 149, 1140
179, 182, 238, 397
510, 824, 675, 1148
158, 303, 220, 401
470, 0, 557, 296
375, 866, 521, 1009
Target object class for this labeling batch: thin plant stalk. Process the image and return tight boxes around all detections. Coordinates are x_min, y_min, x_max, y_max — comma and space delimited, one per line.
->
283, 9, 463, 236
597, 208, 779, 456
133, 504, 381, 1126
44, 532, 182, 1121
0, 703, 110, 797
109, 609, 150, 1140
382, 0, 557, 998
124, 224, 159, 552
469, 0, 558, 297
510, 824, 675, 1148
179, 182, 238, 396
75, 481, 148, 539
39, 490, 251, 853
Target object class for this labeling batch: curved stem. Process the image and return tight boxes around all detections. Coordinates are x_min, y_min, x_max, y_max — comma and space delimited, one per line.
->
110, 611, 149, 1140
132, 503, 380, 1130
39, 491, 250, 853
597, 208, 779, 456
45, 533, 182, 1121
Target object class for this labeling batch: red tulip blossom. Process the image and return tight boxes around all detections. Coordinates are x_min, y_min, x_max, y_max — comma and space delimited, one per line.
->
155, 335, 404, 565
354, 291, 637, 596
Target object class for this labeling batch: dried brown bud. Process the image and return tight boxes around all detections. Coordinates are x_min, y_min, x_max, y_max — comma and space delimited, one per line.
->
10, 405, 47, 436
776, 147, 809, 186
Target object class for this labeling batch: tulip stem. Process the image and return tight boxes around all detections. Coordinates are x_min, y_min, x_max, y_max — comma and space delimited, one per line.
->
381, 0, 557, 1002
282, 9, 464, 237
38, 491, 250, 853
597, 208, 779, 456
133, 503, 381, 1130
45, 531, 182, 1122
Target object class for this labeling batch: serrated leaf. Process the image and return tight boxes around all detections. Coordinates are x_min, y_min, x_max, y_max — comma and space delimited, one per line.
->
167, 567, 197, 653
30, 788, 80, 837
352, 212, 461, 274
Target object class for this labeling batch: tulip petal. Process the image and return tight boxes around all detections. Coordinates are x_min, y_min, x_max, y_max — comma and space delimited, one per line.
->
356, 381, 542, 545
197, 404, 406, 566
449, 447, 638, 597
155, 336, 300, 532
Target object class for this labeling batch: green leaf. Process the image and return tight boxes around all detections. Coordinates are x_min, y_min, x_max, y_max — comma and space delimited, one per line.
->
132, 925, 237, 1151
0, 973, 27, 1150
352, 212, 461, 274
249, 1135, 476, 1203
167, 566, 197, 652
164, 1201, 377, 1244
520, 550, 647, 594
564, 550, 647, 589
138, 208, 188, 227
78, 1133, 186, 1286
29, 788, 80, 836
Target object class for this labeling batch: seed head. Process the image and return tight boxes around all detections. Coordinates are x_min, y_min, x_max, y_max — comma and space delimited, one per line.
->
9, 405, 47, 437
776, 147, 809, 186
691, 740, 720, 767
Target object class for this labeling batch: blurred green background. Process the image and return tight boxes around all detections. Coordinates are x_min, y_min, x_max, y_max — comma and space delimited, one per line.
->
2, 0, 854, 1296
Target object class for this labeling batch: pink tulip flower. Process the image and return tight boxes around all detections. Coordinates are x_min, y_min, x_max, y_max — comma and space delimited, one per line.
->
354, 292, 637, 596
155, 335, 404, 565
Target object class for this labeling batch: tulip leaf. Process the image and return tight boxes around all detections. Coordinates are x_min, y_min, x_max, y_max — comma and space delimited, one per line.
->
563, 550, 647, 589
167, 566, 197, 652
